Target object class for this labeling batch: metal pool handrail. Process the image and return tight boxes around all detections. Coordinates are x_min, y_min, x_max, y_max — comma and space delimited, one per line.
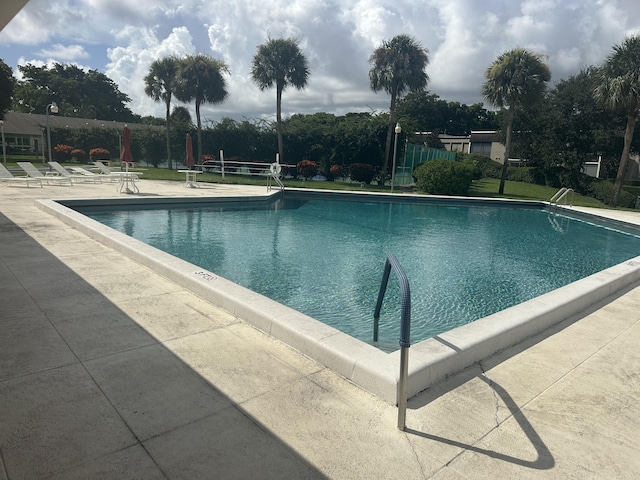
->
548, 187, 574, 212
373, 254, 411, 430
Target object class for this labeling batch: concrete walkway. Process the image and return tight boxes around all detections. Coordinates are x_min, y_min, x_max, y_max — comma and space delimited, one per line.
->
1, 178, 639, 479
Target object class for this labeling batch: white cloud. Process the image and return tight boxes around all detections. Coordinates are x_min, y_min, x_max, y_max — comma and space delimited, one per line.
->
105, 26, 196, 116
38, 44, 89, 61
3, 0, 640, 121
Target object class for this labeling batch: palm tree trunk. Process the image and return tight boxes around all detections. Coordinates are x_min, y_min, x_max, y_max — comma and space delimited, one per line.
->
276, 85, 284, 163
165, 98, 172, 170
611, 113, 637, 207
381, 90, 398, 186
195, 101, 202, 165
498, 109, 514, 195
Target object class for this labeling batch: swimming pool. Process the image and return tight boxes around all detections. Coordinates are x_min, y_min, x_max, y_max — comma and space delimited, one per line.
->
73, 192, 640, 347
40, 191, 640, 403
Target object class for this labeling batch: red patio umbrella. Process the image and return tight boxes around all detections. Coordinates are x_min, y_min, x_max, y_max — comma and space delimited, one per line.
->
120, 125, 133, 171
185, 134, 195, 169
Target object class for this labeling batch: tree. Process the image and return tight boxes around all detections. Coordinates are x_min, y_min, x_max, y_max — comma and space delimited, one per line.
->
170, 106, 193, 128
13, 63, 135, 121
481, 48, 551, 194
144, 56, 180, 169
369, 34, 429, 184
0, 58, 15, 118
174, 54, 229, 164
251, 37, 310, 164
593, 34, 640, 207
396, 90, 499, 135
510, 67, 623, 176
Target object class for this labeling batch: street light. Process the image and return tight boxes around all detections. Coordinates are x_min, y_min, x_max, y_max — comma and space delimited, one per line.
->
46, 102, 59, 164
391, 123, 401, 194
0, 120, 6, 166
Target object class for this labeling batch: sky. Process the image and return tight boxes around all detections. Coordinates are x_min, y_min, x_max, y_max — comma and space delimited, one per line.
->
2, 0, 640, 124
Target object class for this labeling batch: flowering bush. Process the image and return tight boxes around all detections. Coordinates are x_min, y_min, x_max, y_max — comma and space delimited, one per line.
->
53, 144, 73, 161
349, 163, 376, 184
89, 148, 110, 161
329, 164, 343, 181
71, 149, 87, 163
297, 159, 318, 180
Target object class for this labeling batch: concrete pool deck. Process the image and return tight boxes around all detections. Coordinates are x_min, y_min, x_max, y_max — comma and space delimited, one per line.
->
1, 178, 639, 478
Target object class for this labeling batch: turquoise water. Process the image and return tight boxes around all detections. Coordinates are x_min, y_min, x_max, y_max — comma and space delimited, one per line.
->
77, 194, 640, 346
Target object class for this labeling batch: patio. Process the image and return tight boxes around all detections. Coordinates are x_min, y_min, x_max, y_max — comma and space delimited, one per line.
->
1, 179, 639, 479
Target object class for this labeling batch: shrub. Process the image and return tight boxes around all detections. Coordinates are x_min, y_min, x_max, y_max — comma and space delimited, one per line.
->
349, 163, 376, 184
297, 159, 318, 180
89, 148, 110, 161
506, 166, 536, 184
414, 159, 475, 195
71, 148, 87, 163
328, 164, 343, 181
588, 180, 636, 208
53, 144, 73, 162
465, 153, 502, 179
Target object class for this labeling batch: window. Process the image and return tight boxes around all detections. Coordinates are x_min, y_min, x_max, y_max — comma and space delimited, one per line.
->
471, 142, 492, 155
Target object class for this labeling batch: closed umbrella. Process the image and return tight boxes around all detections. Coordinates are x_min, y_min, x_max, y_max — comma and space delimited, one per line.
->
185, 134, 195, 169
120, 125, 133, 172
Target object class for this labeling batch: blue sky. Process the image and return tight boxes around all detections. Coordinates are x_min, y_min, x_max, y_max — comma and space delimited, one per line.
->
2, 0, 640, 123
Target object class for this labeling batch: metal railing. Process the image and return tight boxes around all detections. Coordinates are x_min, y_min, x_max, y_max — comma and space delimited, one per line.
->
373, 254, 412, 430
267, 162, 285, 192
548, 187, 574, 212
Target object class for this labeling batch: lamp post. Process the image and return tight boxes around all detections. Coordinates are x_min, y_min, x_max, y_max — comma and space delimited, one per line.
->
0, 120, 6, 166
45, 102, 59, 164
391, 123, 401, 194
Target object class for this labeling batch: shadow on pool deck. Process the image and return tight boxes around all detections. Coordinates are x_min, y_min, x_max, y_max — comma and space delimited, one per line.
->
0, 211, 327, 479
1, 181, 640, 478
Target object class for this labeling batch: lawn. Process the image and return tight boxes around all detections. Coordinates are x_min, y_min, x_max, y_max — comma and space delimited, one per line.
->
466, 178, 606, 207
2, 158, 621, 209
137, 167, 608, 207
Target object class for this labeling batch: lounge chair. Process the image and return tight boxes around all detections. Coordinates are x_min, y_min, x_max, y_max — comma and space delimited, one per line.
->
69, 166, 106, 182
48, 161, 101, 184
17, 162, 72, 186
0, 163, 43, 187
92, 161, 123, 182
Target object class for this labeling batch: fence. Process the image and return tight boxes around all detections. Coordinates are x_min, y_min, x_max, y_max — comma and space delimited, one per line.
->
394, 144, 456, 186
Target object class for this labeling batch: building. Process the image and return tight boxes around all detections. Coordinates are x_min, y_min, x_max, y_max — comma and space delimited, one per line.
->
412, 130, 505, 164
0, 111, 155, 159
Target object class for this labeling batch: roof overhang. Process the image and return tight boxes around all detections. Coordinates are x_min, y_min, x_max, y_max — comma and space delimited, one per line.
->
1, 0, 30, 31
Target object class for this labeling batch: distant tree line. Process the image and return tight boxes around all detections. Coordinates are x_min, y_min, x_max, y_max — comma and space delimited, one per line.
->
2, 32, 640, 205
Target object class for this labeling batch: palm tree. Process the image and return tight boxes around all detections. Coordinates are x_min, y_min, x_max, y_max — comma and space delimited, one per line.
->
593, 34, 640, 207
174, 54, 229, 163
369, 34, 429, 184
482, 48, 551, 195
144, 56, 180, 169
251, 37, 309, 164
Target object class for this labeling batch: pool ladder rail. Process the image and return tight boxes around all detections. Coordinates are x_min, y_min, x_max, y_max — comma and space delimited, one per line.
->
548, 187, 574, 212
267, 162, 285, 192
373, 254, 412, 431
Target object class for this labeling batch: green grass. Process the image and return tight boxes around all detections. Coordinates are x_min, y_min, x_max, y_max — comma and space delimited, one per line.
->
467, 178, 606, 207
138, 167, 614, 207
5, 159, 625, 209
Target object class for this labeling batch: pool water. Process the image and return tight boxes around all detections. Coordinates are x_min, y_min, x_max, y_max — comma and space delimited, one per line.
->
77, 195, 640, 346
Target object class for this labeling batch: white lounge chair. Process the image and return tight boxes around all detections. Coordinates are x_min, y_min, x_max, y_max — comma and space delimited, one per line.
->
0, 164, 43, 187
17, 162, 72, 186
92, 161, 123, 182
48, 161, 101, 184
68, 166, 105, 182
